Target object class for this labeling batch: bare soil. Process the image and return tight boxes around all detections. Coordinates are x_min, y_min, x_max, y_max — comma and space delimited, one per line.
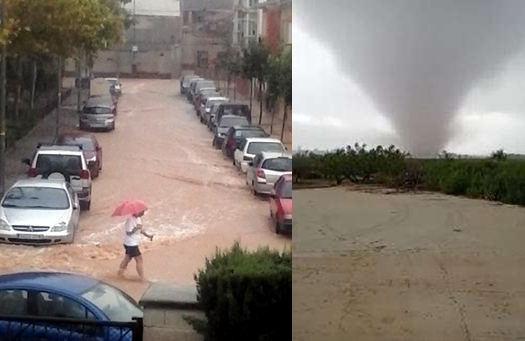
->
292, 187, 525, 340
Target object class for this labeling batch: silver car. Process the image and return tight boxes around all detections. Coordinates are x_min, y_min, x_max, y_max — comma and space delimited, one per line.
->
246, 152, 292, 195
0, 179, 80, 245
79, 96, 116, 131
201, 97, 228, 124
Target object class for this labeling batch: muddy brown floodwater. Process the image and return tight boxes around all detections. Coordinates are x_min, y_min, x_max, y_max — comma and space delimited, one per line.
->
293, 186, 525, 341
1, 79, 290, 300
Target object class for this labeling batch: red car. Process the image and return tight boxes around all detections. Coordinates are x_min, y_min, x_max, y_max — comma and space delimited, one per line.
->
269, 174, 292, 234
54, 131, 103, 178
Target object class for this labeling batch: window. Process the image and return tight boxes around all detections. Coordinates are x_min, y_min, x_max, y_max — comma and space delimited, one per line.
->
81, 283, 142, 322
280, 181, 292, 198
35, 292, 95, 319
262, 157, 292, 172
0, 289, 28, 315
197, 51, 209, 67
2, 187, 70, 210
36, 154, 82, 175
247, 142, 285, 155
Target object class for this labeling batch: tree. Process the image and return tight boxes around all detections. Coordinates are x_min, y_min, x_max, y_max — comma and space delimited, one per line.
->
279, 48, 291, 141
491, 149, 507, 161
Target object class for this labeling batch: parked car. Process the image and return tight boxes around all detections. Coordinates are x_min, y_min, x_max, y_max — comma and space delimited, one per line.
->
208, 102, 223, 131
0, 271, 143, 340
186, 78, 204, 101
180, 74, 200, 95
0, 179, 80, 244
246, 152, 292, 195
215, 103, 251, 125
194, 88, 220, 115
53, 132, 103, 179
189, 79, 214, 103
201, 97, 228, 125
212, 115, 250, 149
233, 138, 286, 172
269, 174, 292, 234
198, 92, 224, 118
105, 77, 121, 96
22, 143, 92, 210
79, 96, 116, 132
222, 125, 268, 159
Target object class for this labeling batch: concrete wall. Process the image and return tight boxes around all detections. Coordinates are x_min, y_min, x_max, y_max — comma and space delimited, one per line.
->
139, 283, 204, 341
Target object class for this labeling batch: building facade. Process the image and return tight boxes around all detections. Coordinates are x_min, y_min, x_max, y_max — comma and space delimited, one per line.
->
65, 0, 183, 79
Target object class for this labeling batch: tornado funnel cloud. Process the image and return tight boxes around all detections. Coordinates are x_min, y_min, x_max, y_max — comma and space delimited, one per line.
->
295, 0, 525, 156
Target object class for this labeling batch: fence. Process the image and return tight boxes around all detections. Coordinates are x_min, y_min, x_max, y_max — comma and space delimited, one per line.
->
0, 315, 143, 341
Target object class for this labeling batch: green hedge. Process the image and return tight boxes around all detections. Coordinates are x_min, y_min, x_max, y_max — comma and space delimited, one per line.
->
194, 242, 291, 341
293, 146, 525, 206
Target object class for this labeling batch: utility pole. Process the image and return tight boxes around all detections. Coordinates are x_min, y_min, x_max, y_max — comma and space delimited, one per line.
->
0, 0, 7, 195
76, 51, 82, 112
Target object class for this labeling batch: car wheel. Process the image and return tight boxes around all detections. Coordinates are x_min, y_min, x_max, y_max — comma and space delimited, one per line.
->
252, 181, 257, 196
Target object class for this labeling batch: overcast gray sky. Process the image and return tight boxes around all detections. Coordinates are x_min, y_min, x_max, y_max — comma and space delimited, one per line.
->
293, 2, 525, 155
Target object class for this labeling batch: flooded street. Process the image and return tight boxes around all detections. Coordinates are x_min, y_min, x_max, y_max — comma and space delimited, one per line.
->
1, 79, 290, 300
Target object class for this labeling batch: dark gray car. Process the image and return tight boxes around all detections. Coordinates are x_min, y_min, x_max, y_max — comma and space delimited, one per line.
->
79, 96, 116, 131
212, 115, 250, 149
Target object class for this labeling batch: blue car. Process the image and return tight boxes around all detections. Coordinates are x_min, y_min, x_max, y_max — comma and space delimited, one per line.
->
0, 271, 143, 340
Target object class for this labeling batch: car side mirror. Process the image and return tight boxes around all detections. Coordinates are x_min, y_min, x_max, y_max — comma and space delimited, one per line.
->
248, 162, 253, 167
22, 158, 31, 166
96, 146, 101, 151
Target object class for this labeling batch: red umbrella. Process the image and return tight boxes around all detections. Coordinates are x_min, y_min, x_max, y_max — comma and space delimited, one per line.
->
111, 200, 147, 217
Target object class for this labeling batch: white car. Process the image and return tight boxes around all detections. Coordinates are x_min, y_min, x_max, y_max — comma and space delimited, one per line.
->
22, 143, 92, 210
0, 178, 80, 244
233, 138, 286, 173
246, 152, 292, 195
201, 97, 228, 124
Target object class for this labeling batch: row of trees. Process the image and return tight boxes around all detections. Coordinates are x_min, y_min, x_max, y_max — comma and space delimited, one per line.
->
1, 0, 128, 145
216, 39, 292, 140
293, 144, 525, 206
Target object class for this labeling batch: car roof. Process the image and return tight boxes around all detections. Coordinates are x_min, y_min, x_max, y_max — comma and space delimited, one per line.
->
220, 103, 248, 108
11, 179, 68, 189
220, 115, 249, 120
0, 271, 99, 295
208, 97, 228, 101
105, 78, 118, 81
259, 152, 291, 159
86, 96, 112, 107
57, 132, 96, 140
244, 137, 282, 143
232, 125, 263, 131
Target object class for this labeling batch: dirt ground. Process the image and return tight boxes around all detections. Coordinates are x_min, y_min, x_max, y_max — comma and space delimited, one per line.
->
1, 79, 290, 301
292, 186, 525, 341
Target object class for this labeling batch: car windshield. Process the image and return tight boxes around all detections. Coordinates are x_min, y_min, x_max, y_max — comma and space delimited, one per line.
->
219, 117, 249, 128
83, 107, 111, 115
207, 100, 226, 109
2, 187, 69, 209
281, 181, 292, 199
106, 79, 117, 86
247, 142, 284, 155
236, 129, 266, 138
36, 154, 82, 175
81, 283, 143, 322
61, 137, 94, 151
263, 157, 292, 172
223, 106, 248, 115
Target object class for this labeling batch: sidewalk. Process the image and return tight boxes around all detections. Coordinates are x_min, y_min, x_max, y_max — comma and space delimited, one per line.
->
215, 77, 292, 151
5, 87, 87, 189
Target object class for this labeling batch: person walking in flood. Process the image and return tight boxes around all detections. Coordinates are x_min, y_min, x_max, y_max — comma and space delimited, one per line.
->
112, 200, 154, 281
117, 210, 154, 281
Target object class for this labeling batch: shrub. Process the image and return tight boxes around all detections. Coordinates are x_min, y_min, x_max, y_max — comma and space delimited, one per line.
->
194, 242, 291, 341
